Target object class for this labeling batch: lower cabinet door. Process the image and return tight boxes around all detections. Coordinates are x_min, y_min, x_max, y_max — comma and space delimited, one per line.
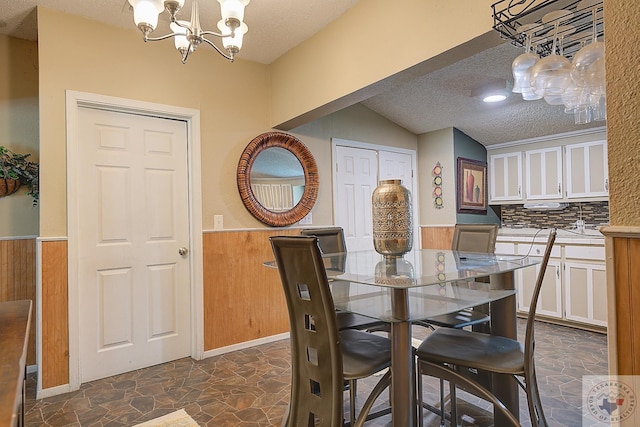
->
564, 261, 607, 327
516, 260, 563, 319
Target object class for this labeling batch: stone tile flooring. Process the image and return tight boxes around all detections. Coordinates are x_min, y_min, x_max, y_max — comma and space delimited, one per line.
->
25, 320, 608, 426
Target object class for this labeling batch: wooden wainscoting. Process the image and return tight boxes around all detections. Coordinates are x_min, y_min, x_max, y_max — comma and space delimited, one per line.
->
203, 229, 297, 350
0, 238, 36, 365
602, 227, 640, 376
40, 240, 69, 389
421, 226, 454, 250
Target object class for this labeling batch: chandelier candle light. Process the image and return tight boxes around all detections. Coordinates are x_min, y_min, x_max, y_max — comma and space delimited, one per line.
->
128, 0, 250, 63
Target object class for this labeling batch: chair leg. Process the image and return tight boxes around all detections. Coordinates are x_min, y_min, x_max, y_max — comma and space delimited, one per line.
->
353, 370, 392, 427
450, 382, 457, 426
417, 369, 450, 427
349, 379, 357, 426
280, 402, 290, 427
439, 378, 446, 427
418, 369, 424, 427
420, 360, 520, 427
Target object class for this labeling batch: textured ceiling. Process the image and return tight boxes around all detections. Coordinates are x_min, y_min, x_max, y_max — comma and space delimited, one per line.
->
0, 0, 606, 146
362, 42, 605, 146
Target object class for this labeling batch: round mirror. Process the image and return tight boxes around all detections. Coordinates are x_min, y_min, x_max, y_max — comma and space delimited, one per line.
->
237, 131, 318, 227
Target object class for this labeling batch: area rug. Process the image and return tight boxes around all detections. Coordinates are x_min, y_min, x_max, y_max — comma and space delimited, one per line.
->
133, 409, 200, 427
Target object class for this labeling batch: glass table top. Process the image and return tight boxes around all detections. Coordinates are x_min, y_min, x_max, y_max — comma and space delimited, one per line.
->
265, 248, 542, 323
323, 248, 540, 289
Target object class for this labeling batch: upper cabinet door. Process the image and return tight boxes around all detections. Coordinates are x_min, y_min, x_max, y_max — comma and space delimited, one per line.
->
489, 152, 523, 202
525, 147, 563, 200
565, 140, 609, 199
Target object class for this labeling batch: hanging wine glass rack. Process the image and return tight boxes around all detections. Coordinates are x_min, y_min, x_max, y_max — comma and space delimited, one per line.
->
491, 0, 604, 60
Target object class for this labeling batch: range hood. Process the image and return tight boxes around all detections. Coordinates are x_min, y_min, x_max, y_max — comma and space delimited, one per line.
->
523, 203, 568, 210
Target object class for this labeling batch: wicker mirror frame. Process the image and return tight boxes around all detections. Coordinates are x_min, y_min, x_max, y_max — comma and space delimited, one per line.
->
237, 131, 319, 227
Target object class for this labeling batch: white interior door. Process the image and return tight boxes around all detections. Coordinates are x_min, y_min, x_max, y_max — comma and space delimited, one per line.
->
334, 146, 378, 252
334, 144, 418, 252
378, 150, 419, 246
76, 107, 191, 382
379, 150, 412, 185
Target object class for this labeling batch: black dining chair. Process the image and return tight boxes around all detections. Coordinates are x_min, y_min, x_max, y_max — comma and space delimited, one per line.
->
270, 236, 392, 427
300, 227, 386, 332
414, 224, 498, 423
417, 223, 498, 330
416, 229, 556, 427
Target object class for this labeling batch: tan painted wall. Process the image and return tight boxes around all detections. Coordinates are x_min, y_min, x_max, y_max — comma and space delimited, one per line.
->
270, 0, 497, 128
418, 128, 456, 226
36, 7, 271, 235
0, 35, 39, 236
605, 0, 640, 226
602, 0, 640, 389
35, 8, 418, 234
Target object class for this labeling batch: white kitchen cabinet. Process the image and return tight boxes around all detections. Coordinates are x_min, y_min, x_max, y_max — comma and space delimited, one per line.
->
489, 152, 523, 202
565, 140, 609, 199
564, 261, 607, 327
488, 136, 608, 203
525, 147, 563, 200
499, 235, 607, 330
516, 260, 563, 319
515, 241, 562, 318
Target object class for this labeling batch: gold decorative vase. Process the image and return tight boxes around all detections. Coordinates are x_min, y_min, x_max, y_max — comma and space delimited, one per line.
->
372, 179, 413, 256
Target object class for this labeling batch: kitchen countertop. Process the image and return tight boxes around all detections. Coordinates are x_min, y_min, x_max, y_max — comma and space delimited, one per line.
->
498, 227, 605, 245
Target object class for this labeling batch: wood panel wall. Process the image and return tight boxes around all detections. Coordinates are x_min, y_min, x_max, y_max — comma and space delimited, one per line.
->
0, 238, 36, 365
40, 240, 68, 389
203, 229, 297, 350
602, 227, 640, 376
421, 226, 454, 250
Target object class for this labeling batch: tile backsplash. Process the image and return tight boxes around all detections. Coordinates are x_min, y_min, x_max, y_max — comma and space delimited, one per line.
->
498, 201, 609, 229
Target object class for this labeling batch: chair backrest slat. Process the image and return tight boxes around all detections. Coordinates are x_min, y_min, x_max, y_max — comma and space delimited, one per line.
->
451, 224, 498, 253
300, 227, 347, 254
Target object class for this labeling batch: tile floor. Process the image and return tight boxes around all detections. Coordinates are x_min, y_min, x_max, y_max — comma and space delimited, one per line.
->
25, 319, 608, 427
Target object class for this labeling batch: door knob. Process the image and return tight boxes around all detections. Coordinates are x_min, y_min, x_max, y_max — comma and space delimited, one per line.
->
178, 247, 188, 256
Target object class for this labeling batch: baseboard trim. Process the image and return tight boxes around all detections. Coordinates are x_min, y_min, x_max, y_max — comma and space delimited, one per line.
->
202, 333, 290, 359
37, 383, 71, 400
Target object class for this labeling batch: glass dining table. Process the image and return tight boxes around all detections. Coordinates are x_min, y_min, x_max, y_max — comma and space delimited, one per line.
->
316, 248, 541, 427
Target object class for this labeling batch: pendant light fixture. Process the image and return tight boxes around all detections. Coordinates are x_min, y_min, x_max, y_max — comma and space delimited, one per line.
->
128, 0, 250, 63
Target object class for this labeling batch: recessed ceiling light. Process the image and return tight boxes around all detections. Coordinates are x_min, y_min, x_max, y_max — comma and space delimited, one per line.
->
482, 94, 508, 103
472, 80, 512, 103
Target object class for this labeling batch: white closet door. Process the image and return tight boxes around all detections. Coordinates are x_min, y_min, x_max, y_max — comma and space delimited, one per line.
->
334, 146, 378, 252
334, 145, 417, 252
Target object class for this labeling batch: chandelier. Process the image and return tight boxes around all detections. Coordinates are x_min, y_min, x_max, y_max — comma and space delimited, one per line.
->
128, 0, 250, 63
492, 0, 605, 124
